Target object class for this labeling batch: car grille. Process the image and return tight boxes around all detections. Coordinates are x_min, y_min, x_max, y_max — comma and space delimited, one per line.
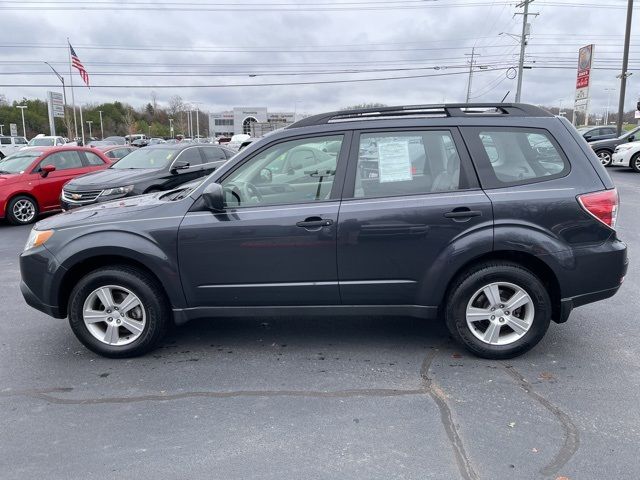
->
62, 189, 103, 204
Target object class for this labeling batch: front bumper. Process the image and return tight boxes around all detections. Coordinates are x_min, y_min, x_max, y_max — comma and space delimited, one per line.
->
19, 245, 67, 319
611, 151, 632, 167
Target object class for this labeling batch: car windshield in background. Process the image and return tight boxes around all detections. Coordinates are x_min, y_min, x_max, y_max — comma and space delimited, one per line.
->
111, 147, 175, 169
0, 151, 42, 173
27, 138, 55, 146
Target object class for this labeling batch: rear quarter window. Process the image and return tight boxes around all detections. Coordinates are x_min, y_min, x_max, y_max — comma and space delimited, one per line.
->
462, 127, 569, 189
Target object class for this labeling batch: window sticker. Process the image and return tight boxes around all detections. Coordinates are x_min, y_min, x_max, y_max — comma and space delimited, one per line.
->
377, 140, 412, 183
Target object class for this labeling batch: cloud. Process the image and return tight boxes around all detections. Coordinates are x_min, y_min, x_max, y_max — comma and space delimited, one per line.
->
0, 1, 638, 118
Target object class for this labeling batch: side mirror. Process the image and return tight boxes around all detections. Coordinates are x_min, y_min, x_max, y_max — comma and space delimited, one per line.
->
202, 183, 225, 212
584, 135, 592, 141
171, 160, 190, 172
41, 164, 56, 177
628, 135, 635, 142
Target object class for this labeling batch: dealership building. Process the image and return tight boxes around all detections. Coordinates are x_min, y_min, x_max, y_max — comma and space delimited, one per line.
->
209, 107, 300, 137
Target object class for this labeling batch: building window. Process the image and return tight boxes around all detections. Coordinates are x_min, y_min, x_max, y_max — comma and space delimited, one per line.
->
242, 117, 257, 135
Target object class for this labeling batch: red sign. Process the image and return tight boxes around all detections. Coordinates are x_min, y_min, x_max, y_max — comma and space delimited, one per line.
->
576, 69, 590, 89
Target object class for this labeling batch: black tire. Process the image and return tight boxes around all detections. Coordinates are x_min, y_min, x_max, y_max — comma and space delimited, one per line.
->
6, 195, 39, 225
445, 262, 551, 359
631, 152, 640, 173
595, 149, 613, 167
68, 266, 171, 358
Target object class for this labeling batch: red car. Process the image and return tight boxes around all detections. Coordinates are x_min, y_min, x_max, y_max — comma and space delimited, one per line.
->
0, 146, 113, 225
93, 144, 137, 161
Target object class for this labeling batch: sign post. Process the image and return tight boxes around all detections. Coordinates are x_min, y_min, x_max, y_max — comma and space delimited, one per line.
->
47, 91, 65, 136
574, 44, 594, 126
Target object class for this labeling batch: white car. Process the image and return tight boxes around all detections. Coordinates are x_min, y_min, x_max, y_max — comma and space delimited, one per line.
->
0, 135, 28, 158
611, 140, 640, 171
21, 134, 67, 150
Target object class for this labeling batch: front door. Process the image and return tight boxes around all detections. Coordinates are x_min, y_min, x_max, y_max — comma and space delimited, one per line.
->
336, 128, 493, 306
178, 133, 350, 307
32, 150, 88, 209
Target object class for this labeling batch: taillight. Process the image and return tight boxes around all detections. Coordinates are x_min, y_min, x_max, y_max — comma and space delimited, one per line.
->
577, 188, 619, 229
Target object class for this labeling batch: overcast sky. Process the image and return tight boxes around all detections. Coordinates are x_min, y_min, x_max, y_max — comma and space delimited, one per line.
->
1, 0, 639, 117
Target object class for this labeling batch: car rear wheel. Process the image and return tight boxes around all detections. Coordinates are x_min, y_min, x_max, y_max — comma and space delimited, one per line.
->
68, 266, 171, 358
7, 195, 38, 225
596, 150, 613, 167
631, 153, 640, 172
445, 262, 551, 359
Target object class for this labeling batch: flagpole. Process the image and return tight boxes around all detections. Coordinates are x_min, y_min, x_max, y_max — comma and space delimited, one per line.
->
67, 38, 78, 142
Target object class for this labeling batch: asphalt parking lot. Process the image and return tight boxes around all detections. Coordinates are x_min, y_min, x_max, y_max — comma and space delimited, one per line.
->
0, 168, 638, 480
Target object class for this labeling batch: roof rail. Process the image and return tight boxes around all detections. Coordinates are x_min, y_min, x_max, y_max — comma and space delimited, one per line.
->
288, 103, 552, 129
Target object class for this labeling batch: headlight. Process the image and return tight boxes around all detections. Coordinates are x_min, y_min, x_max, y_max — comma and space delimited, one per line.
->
24, 229, 54, 251
616, 145, 633, 152
100, 185, 134, 197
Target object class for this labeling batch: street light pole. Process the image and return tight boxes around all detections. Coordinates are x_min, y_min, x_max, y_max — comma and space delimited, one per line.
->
0, 125, 4, 136
169, 118, 174, 138
98, 110, 104, 139
16, 105, 28, 138
86, 120, 93, 138
604, 88, 615, 125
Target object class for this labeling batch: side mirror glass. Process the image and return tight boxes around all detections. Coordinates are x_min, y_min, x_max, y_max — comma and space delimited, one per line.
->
628, 135, 635, 142
41, 164, 56, 177
171, 160, 190, 172
202, 183, 225, 212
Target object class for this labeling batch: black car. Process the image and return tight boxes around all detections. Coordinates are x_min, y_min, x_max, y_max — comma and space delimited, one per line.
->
61, 144, 233, 209
577, 125, 617, 143
589, 126, 640, 167
20, 103, 627, 359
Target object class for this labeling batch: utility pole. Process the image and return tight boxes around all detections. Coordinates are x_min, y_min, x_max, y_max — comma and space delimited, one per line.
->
515, 0, 538, 102
604, 88, 615, 125
169, 118, 174, 138
86, 120, 93, 138
617, 0, 634, 136
98, 110, 104, 139
465, 47, 477, 103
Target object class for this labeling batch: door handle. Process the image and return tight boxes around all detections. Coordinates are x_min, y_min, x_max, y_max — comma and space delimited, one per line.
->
444, 208, 482, 219
296, 217, 334, 228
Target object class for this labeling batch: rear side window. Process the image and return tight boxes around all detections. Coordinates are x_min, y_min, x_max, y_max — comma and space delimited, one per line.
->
353, 130, 468, 198
14, 137, 27, 145
0, 138, 10, 145
466, 128, 569, 188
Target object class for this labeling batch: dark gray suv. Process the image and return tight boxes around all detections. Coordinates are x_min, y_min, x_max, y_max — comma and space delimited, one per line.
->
19, 104, 628, 359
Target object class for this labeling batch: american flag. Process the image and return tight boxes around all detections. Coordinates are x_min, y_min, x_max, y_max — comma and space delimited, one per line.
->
69, 43, 89, 87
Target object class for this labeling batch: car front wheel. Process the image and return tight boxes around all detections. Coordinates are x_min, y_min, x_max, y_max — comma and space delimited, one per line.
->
631, 153, 640, 172
445, 262, 551, 359
596, 150, 613, 167
7, 195, 38, 225
68, 266, 171, 358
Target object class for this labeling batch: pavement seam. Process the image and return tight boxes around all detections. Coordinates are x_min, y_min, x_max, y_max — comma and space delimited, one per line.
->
420, 346, 480, 480
502, 365, 580, 477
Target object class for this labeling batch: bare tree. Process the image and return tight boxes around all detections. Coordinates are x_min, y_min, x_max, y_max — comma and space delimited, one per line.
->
123, 107, 136, 135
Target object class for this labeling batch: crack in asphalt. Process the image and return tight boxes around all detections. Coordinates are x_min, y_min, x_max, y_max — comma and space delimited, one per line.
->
2, 387, 425, 404
420, 347, 480, 480
503, 365, 580, 477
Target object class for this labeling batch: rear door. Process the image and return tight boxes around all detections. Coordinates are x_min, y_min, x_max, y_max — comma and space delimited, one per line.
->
336, 128, 493, 307
32, 150, 87, 209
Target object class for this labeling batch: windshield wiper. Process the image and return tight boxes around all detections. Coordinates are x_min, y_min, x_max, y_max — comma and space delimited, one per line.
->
0, 170, 12, 174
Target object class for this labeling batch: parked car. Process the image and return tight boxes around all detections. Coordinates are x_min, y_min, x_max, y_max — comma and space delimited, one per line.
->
577, 125, 617, 143
60, 144, 233, 210
590, 126, 640, 166
20, 103, 627, 359
24, 135, 67, 149
0, 146, 112, 225
131, 138, 149, 148
125, 134, 147, 144
0, 135, 28, 158
93, 144, 137, 161
611, 140, 640, 171
87, 140, 117, 148
148, 138, 166, 146
103, 136, 127, 145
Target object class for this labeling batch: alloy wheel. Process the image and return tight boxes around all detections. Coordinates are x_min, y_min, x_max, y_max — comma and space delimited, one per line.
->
465, 282, 535, 346
12, 199, 36, 223
82, 285, 147, 346
598, 151, 612, 166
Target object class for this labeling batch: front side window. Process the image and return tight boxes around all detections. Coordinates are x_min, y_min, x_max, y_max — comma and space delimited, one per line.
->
476, 129, 567, 186
40, 151, 84, 171
201, 147, 227, 162
221, 135, 342, 207
175, 147, 203, 166
354, 131, 464, 198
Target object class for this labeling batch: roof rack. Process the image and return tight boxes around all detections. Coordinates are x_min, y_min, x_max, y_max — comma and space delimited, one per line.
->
288, 103, 552, 129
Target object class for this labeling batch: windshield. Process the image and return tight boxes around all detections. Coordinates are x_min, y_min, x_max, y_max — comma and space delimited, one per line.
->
28, 138, 55, 146
0, 151, 42, 173
111, 147, 175, 169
